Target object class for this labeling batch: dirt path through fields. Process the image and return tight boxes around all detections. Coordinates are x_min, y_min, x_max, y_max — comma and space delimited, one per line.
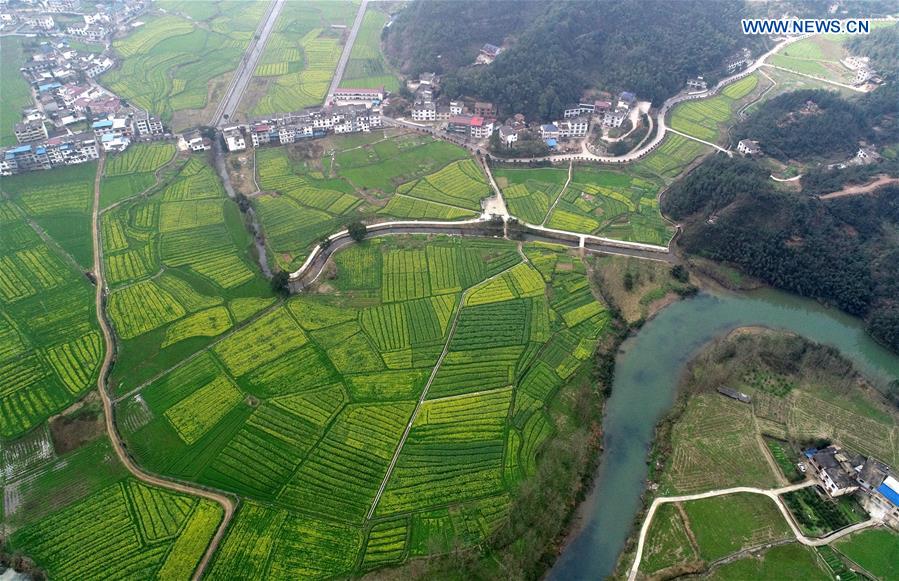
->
90, 157, 236, 580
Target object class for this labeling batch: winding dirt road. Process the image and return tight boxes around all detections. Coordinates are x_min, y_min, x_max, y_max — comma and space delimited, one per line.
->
90, 157, 236, 580
626, 481, 878, 581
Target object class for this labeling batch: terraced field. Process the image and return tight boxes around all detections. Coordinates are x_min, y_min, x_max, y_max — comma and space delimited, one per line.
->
340, 9, 400, 93
243, 0, 358, 116
100, 1, 270, 128
669, 73, 763, 143
101, 142, 177, 208
115, 235, 611, 576
102, 154, 273, 392
254, 133, 485, 270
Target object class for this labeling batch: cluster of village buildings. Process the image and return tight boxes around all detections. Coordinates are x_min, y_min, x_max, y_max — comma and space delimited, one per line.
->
808, 445, 899, 528
221, 88, 386, 153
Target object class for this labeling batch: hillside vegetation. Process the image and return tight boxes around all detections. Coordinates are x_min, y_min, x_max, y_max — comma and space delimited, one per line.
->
663, 156, 899, 353
385, 0, 758, 120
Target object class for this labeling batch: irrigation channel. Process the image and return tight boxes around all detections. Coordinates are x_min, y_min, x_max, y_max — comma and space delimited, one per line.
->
548, 287, 899, 580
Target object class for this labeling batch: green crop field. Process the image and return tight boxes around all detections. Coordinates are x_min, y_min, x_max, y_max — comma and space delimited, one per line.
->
639, 503, 699, 574
102, 154, 273, 392
0, 197, 101, 438
669, 73, 760, 143
706, 543, 829, 580
766, 36, 856, 85
536, 167, 674, 246
340, 9, 400, 93
683, 493, 792, 562
254, 134, 484, 270
101, 2, 270, 127
244, 0, 358, 116
0, 37, 33, 146
3, 437, 223, 580
835, 528, 899, 580
494, 167, 568, 225
633, 133, 712, 179
114, 235, 611, 576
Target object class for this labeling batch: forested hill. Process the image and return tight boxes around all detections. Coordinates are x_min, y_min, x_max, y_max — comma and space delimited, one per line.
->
383, 1, 547, 75
384, 0, 759, 120
662, 155, 899, 353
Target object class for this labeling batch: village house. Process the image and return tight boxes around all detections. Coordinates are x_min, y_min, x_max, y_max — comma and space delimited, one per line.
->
134, 114, 164, 137
449, 101, 464, 116
477, 43, 503, 64
618, 91, 637, 109
737, 139, 761, 156
223, 126, 246, 152
556, 116, 589, 139
716, 386, 751, 403
14, 121, 48, 144
473, 102, 496, 117
809, 446, 863, 497
447, 115, 493, 139
602, 108, 628, 128
726, 48, 753, 73
593, 100, 613, 114
686, 76, 708, 91
539, 123, 560, 141
1, 133, 99, 175
411, 101, 436, 122
853, 147, 882, 166
180, 130, 209, 152
564, 102, 596, 118
27, 14, 55, 30
496, 125, 518, 147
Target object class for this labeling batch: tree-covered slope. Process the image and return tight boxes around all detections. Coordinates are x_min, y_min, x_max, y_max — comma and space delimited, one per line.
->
386, 0, 759, 120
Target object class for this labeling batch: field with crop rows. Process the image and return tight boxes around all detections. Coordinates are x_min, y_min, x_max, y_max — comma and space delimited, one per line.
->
101, 2, 269, 127
0, 208, 100, 438
0, 165, 104, 438
669, 73, 760, 143
245, 1, 358, 116
494, 167, 568, 225
115, 235, 611, 576
253, 135, 482, 269
633, 133, 712, 180
105, 142, 176, 177
5, 443, 223, 581
535, 167, 674, 245
102, 154, 272, 392
340, 9, 400, 93
254, 146, 367, 269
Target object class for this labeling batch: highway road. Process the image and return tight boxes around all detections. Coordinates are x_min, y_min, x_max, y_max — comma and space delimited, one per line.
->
324, 0, 370, 105
211, 0, 284, 126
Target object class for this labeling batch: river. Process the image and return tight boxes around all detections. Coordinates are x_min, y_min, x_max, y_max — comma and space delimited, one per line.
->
549, 287, 899, 580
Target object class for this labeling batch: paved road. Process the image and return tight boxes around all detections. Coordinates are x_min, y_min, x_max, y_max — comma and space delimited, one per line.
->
90, 157, 236, 580
212, 0, 284, 126
627, 481, 878, 581
324, 0, 369, 105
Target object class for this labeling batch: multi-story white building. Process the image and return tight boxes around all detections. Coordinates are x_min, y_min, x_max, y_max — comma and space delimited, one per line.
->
223, 126, 246, 151
411, 101, 436, 121
15, 121, 49, 144
134, 115, 164, 136
332, 87, 384, 105
557, 116, 589, 138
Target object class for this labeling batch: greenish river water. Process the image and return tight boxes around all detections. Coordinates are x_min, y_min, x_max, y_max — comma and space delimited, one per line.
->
548, 288, 899, 580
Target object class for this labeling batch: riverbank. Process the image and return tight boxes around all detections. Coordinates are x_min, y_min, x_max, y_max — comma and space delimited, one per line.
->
611, 328, 899, 579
